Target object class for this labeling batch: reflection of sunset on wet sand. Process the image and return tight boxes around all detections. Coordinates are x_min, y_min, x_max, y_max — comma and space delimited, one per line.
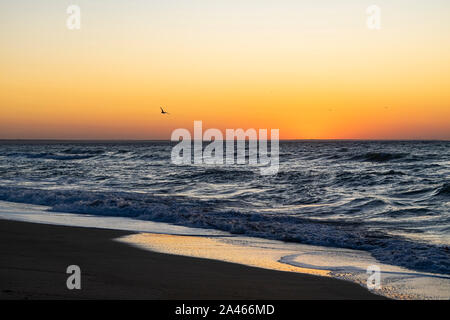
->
119, 232, 450, 300
120, 233, 330, 276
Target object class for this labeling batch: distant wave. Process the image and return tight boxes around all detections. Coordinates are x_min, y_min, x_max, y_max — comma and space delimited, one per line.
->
5, 152, 96, 160
436, 183, 450, 197
350, 152, 409, 162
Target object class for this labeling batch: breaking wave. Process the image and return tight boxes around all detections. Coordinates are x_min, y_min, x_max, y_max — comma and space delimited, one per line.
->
0, 185, 449, 275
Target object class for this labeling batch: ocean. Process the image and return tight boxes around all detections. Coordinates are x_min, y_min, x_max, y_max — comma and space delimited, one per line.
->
0, 140, 449, 278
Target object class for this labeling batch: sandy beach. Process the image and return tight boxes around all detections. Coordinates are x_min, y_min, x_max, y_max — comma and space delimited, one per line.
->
0, 219, 384, 300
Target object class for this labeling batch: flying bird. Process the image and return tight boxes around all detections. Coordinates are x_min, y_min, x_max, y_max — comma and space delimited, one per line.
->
160, 106, 170, 115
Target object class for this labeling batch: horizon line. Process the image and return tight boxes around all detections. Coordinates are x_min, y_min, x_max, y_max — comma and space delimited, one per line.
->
0, 138, 448, 142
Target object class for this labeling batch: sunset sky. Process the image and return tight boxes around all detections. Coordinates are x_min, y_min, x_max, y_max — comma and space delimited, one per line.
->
1, 0, 449, 140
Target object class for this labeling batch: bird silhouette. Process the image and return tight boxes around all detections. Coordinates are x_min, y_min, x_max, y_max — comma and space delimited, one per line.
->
160, 106, 170, 115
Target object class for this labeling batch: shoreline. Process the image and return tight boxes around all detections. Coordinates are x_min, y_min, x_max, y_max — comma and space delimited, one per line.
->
0, 219, 384, 299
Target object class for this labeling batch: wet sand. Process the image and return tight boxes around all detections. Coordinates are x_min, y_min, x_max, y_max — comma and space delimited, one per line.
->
0, 219, 384, 299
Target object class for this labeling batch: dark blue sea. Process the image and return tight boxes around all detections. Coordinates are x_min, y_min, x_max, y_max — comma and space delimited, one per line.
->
0, 140, 449, 275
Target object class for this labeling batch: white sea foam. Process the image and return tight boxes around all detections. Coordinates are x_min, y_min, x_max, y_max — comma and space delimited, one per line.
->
0, 201, 226, 236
